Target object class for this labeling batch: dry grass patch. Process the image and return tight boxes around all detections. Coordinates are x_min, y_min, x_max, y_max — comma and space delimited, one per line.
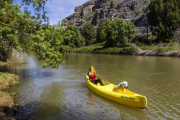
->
0, 91, 14, 113
0, 72, 19, 90
0, 91, 16, 120
0, 62, 8, 66
0, 72, 19, 120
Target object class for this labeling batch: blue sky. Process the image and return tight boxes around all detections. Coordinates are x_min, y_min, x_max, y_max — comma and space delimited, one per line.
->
14, 0, 88, 25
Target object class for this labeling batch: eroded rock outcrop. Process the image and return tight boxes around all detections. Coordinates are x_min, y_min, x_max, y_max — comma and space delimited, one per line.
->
64, 0, 150, 34
135, 49, 180, 57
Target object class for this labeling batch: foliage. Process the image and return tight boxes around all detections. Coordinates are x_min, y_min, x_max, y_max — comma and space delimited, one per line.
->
22, 0, 48, 22
70, 45, 138, 55
10, 92, 16, 98
31, 22, 66, 68
63, 25, 84, 48
155, 47, 174, 52
147, 0, 180, 42
0, 1, 66, 68
102, 18, 136, 47
102, 47, 137, 54
96, 19, 105, 43
110, 1, 115, 9
133, 36, 152, 45
81, 22, 95, 46
139, 41, 180, 52
0, 1, 22, 61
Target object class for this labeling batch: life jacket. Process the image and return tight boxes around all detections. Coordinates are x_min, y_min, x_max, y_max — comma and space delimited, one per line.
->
89, 72, 96, 81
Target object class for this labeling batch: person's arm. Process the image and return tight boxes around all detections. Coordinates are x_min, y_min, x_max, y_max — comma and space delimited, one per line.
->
89, 72, 92, 76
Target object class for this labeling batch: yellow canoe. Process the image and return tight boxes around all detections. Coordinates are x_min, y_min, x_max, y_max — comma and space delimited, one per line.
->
86, 75, 147, 109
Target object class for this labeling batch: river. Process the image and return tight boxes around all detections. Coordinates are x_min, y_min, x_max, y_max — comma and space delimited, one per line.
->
0, 53, 180, 120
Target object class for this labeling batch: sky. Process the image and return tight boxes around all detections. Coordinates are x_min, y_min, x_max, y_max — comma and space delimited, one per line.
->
14, 0, 88, 25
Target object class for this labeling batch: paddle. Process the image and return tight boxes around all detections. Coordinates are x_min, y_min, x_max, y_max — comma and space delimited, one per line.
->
85, 75, 89, 81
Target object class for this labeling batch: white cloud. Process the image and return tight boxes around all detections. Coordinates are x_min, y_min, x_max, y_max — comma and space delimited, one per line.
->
14, 0, 88, 25
42, 0, 88, 25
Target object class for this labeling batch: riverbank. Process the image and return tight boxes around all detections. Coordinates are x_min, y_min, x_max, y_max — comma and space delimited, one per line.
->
0, 50, 27, 67
0, 72, 19, 120
0, 50, 27, 119
67, 42, 180, 57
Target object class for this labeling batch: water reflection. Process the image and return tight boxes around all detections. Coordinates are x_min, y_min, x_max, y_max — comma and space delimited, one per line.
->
87, 90, 147, 120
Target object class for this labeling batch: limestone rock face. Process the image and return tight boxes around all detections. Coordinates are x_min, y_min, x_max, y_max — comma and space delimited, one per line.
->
83, 5, 95, 16
64, 0, 150, 35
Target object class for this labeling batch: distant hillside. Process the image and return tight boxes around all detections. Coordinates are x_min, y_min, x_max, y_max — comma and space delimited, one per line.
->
63, 0, 150, 35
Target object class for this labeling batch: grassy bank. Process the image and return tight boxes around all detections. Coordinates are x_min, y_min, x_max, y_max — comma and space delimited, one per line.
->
0, 49, 25, 119
68, 42, 180, 57
0, 72, 19, 90
68, 42, 138, 54
0, 72, 19, 120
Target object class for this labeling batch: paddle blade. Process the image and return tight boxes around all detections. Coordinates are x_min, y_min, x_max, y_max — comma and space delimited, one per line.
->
86, 75, 89, 80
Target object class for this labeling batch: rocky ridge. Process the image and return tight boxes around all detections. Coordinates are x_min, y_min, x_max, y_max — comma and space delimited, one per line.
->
64, 0, 150, 34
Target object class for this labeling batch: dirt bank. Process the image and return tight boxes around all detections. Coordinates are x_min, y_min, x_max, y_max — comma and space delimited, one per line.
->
0, 72, 19, 90
0, 72, 19, 120
135, 49, 180, 57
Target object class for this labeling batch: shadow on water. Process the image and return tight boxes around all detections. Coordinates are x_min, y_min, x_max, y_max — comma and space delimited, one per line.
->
86, 89, 147, 120
77, 80, 147, 119
76, 82, 147, 120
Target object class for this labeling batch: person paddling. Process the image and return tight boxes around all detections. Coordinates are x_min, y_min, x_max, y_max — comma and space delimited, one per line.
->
88, 66, 104, 86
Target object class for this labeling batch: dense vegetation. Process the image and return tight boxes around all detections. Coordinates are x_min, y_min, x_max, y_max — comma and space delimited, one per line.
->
110, 1, 115, 9
63, 25, 84, 48
102, 18, 136, 47
147, 0, 180, 42
96, 19, 105, 43
81, 22, 95, 46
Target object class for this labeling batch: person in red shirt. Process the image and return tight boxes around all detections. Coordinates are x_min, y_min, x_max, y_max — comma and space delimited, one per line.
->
88, 66, 104, 86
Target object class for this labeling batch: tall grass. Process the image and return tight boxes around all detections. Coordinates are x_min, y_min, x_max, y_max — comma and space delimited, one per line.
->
69, 41, 180, 55
139, 41, 180, 52
7, 49, 27, 65
69, 45, 138, 54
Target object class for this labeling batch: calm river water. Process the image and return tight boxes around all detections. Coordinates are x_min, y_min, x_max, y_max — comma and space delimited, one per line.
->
1, 53, 180, 120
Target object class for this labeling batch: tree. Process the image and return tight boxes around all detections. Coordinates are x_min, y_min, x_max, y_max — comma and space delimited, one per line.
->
81, 22, 95, 45
0, 1, 25, 61
110, 1, 115, 9
63, 25, 85, 48
22, 0, 48, 22
147, 0, 180, 42
96, 19, 105, 43
0, 1, 66, 68
31, 22, 66, 68
103, 18, 136, 47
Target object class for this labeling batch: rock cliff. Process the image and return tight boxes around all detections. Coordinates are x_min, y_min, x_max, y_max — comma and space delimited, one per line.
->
64, 0, 150, 35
